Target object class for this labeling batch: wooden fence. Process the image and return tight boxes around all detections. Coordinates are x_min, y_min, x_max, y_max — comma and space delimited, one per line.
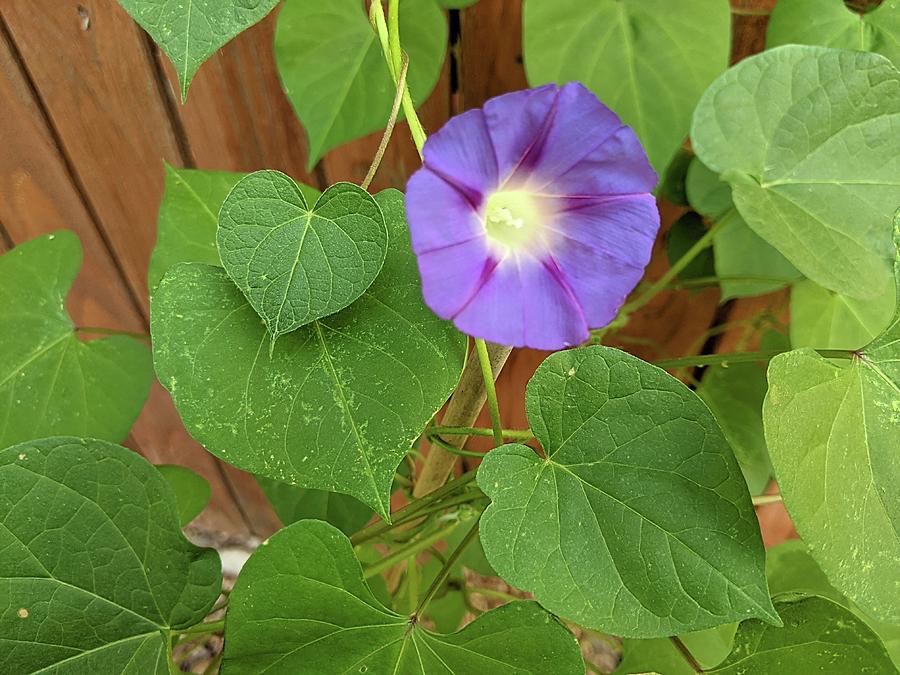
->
0, 0, 790, 543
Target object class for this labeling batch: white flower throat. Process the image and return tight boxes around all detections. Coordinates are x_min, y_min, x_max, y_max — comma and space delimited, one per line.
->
483, 189, 546, 252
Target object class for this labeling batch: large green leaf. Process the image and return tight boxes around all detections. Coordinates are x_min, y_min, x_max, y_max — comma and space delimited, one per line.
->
218, 172, 388, 340
692, 45, 900, 299
767, 0, 900, 67
255, 475, 372, 536
523, 0, 731, 175
767, 541, 900, 667
148, 165, 320, 294
790, 279, 895, 350
707, 595, 897, 674
223, 520, 584, 674
476, 346, 777, 637
275, 0, 447, 167
614, 625, 737, 674
0, 437, 221, 673
116, 0, 279, 101
764, 214, 900, 621
0, 232, 152, 447
685, 159, 800, 299
152, 190, 466, 517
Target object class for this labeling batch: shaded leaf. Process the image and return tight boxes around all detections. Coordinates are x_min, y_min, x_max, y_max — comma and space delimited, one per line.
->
666, 212, 715, 282
223, 520, 584, 674
614, 624, 737, 674
117, 0, 279, 101
523, 0, 731, 175
218, 172, 388, 339
692, 45, 900, 298
152, 190, 466, 517
0, 437, 221, 673
477, 346, 778, 637
156, 464, 211, 526
275, 0, 446, 166
255, 475, 372, 536
0, 232, 152, 447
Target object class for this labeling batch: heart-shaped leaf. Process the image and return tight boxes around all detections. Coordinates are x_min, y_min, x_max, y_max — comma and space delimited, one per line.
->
255, 475, 372, 536
790, 279, 894, 350
477, 346, 778, 637
152, 190, 466, 517
692, 45, 900, 298
116, 0, 280, 101
0, 437, 222, 673
0, 232, 152, 447
156, 464, 211, 526
523, 0, 731, 175
217, 171, 388, 340
222, 520, 584, 674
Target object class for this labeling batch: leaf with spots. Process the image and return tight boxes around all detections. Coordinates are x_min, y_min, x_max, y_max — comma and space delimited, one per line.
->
0, 437, 221, 673
116, 0, 280, 101
217, 172, 388, 340
0, 232, 152, 448
222, 520, 584, 674
151, 189, 466, 518
477, 346, 778, 637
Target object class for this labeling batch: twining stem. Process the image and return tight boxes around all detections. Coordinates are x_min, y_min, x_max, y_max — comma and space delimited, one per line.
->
429, 434, 488, 458
752, 494, 783, 506
413, 343, 513, 498
671, 636, 704, 673
622, 209, 737, 315
75, 326, 149, 341
654, 348, 855, 371
176, 619, 225, 637
475, 338, 504, 446
415, 516, 480, 615
364, 521, 459, 578
429, 425, 534, 441
362, 52, 409, 190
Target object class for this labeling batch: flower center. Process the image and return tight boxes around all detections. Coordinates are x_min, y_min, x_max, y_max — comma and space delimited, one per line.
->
483, 190, 544, 251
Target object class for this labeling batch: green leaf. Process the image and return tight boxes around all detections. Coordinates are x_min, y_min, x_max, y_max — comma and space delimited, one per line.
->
697, 362, 771, 495
0, 232, 152, 447
444, 504, 495, 577
152, 190, 466, 518
707, 595, 897, 674
0, 437, 222, 673
476, 346, 778, 637
657, 147, 694, 206
666, 212, 715, 282
685, 158, 732, 221
767, 541, 900, 668
156, 464, 211, 526
790, 279, 895, 350
275, 0, 447, 167
692, 45, 900, 299
255, 475, 372, 536
523, 0, 731, 175
149, 165, 321, 294
222, 520, 584, 674
767, 0, 900, 67
116, 0, 279, 101
419, 556, 467, 633
218, 172, 388, 340
615, 624, 737, 674
764, 218, 900, 621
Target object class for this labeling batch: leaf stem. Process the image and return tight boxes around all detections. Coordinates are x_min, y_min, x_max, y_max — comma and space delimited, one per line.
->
622, 209, 736, 315
362, 53, 409, 190
670, 636, 704, 673
364, 521, 459, 579
475, 338, 504, 447
654, 348, 855, 370
429, 434, 488, 458
664, 274, 795, 290
429, 425, 533, 441
465, 585, 521, 603
176, 619, 225, 637
752, 493, 783, 506
415, 516, 480, 615
75, 326, 150, 341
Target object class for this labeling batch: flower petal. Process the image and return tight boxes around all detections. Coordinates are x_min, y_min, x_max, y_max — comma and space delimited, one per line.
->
406, 168, 486, 254
452, 255, 589, 349
482, 84, 558, 180
416, 238, 496, 319
421, 108, 499, 204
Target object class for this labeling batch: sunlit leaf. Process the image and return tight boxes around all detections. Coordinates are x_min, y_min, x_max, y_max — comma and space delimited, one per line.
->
790, 279, 894, 350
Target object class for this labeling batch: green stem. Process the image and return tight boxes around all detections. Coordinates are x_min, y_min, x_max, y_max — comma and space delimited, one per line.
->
176, 619, 225, 637
623, 209, 736, 315
752, 494, 783, 506
654, 348, 855, 371
429, 434, 489, 458
362, 52, 409, 190
415, 517, 480, 615
474, 339, 504, 447
465, 586, 521, 603
429, 426, 533, 441
75, 326, 149, 341
671, 636, 704, 673
364, 521, 459, 579
665, 274, 794, 290
731, 7, 772, 16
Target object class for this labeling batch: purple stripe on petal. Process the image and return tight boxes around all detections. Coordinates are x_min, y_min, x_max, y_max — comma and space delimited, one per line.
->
482, 84, 558, 181
416, 238, 496, 320
421, 108, 499, 204
452, 255, 588, 349
406, 168, 487, 254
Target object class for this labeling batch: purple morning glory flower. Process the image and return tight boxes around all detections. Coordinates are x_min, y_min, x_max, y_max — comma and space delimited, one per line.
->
405, 82, 660, 350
